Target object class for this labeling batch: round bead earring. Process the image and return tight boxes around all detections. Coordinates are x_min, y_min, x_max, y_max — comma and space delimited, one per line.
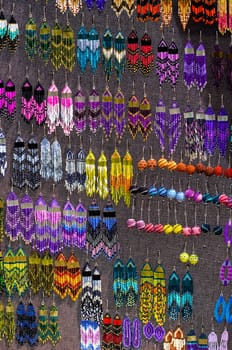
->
179, 242, 189, 263
189, 243, 199, 265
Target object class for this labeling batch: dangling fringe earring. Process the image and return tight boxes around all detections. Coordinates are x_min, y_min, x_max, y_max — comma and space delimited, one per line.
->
168, 88, 181, 158
53, 252, 68, 299
27, 130, 41, 191
46, 75, 60, 134
40, 127, 52, 181
65, 139, 77, 194
89, 75, 100, 134
139, 82, 152, 142
88, 15, 100, 75
127, 22, 140, 73
16, 299, 27, 345
7, 3, 19, 53
101, 81, 114, 141
86, 199, 102, 259
67, 252, 82, 302
153, 253, 166, 326
85, 142, 96, 197
160, 0, 173, 27
114, 81, 126, 142
51, 9, 62, 71
167, 28, 179, 87
125, 256, 138, 307
81, 261, 93, 320
39, 6, 51, 65
38, 297, 49, 344
74, 76, 86, 135
12, 126, 26, 189
139, 256, 153, 324
51, 135, 63, 183
48, 296, 61, 346
122, 145, 133, 208
114, 19, 126, 81
156, 27, 168, 86
178, 0, 191, 31
0, 79, 5, 117
3, 245, 16, 296
60, 75, 74, 136
181, 267, 193, 321
154, 87, 166, 156
102, 309, 113, 350
97, 143, 109, 200
28, 251, 41, 294
15, 245, 29, 296
217, 94, 229, 157
62, 199, 76, 247
0, 122, 7, 177
41, 251, 54, 296
113, 258, 125, 307
34, 194, 48, 253
140, 23, 154, 76
102, 16, 113, 81
20, 191, 35, 244
204, 93, 216, 157
33, 70, 47, 126
0, 1, 7, 50
62, 12, 75, 72
112, 313, 123, 350
5, 299, 15, 346
167, 267, 180, 320
75, 200, 87, 249
195, 31, 207, 92
26, 295, 38, 346
4, 64, 16, 120
77, 137, 86, 192
92, 265, 103, 324
47, 194, 62, 255
184, 29, 195, 90
184, 90, 195, 160
110, 146, 123, 205
102, 200, 119, 260
128, 81, 139, 140
21, 67, 34, 123
77, 14, 88, 74
24, 4, 37, 60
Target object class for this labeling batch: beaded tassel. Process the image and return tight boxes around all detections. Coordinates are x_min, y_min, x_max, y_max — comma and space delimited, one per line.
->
204, 94, 216, 157
62, 17, 75, 72
60, 82, 74, 136
113, 258, 125, 307
62, 200, 76, 247
153, 261, 166, 326
102, 312, 113, 350
85, 148, 96, 197
81, 262, 93, 320
12, 134, 26, 189
122, 149, 133, 207
86, 200, 102, 259
140, 30, 154, 76
33, 79, 47, 126
3, 246, 16, 297
74, 77, 86, 134
51, 12, 63, 71
24, 6, 37, 60
53, 252, 68, 299
139, 261, 153, 324
160, 0, 172, 26
89, 77, 101, 134
76, 201, 87, 249
125, 257, 138, 307
20, 193, 35, 244
168, 92, 182, 157
65, 147, 77, 193
34, 195, 48, 253
5, 191, 20, 241
88, 24, 100, 74
39, 7, 51, 65
77, 144, 86, 192
47, 197, 62, 255
181, 270, 193, 322
102, 201, 119, 260
5, 299, 15, 346
0, 127, 7, 177
102, 25, 113, 81
187, 327, 198, 350
48, 302, 61, 346
28, 251, 41, 294
26, 301, 38, 346
127, 28, 140, 73
178, 0, 191, 30
67, 252, 82, 302
40, 136, 52, 180
217, 94, 229, 157
38, 301, 49, 344
195, 32, 207, 92
41, 251, 54, 296
101, 83, 114, 141
167, 269, 180, 320
128, 83, 140, 140
0, 5, 7, 49
27, 136, 41, 191
21, 77, 34, 122
4, 77, 16, 120
97, 150, 109, 200
110, 148, 123, 205
46, 78, 60, 134
139, 84, 152, 141
77, 19, 88, 74
114, 84, 126, 141
51, 138, 63, 183
184, 31, 195, 90
156, 34, 168, 85
92, 265, 103, 324
114, 28, 126, 81
15, 246, 28, 296
7, 6, 19, 52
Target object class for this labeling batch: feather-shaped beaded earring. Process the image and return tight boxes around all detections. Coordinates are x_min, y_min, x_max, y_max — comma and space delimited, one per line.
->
7, 3, 19, 53
40, 127, 52, 181
0, 0, 7, 50
102, 16, 113, 81
26, 296, 38, 346
74, 76, 86, 134
122, 145, 133, 208
114, 19, 126, 81
102, 200, 119, 260
15, 245, 29, 296
204, 93, 216, 157
92, 265, 103, 324
51, 9, 62, 71
81, 261, 93, 320
217, 94, 229, 158
24, 5, 37, 60
86, 199, 102, 258
112, 0, 124, 16
89, 76, 100, 134
38, 296, 49, 344
46, 75, 60, 134
3, 245, 16, 296
28, 251, 41, 294
154, 87, 166, 156
113, 257, 125, 307
139, 253, 153, 324
125, 255, 138, 307
16, 299, 27, 345
56, 0, 68, 13
153, 252, 166, 327
0, 79, 5, 117
33, 70, 47, 126
62, 12, 75, 72
41, 251, 54, 296
60, 74, 74, 136
167, 28, 179, 87
39, 6, 51, 65
88, 16, 100, 75
168, 88, 182, 158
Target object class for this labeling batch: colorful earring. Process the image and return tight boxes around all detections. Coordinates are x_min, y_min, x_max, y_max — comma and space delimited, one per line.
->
96, 144, 109, 200
154, 87, 166, 156
114, 19, 126, 81
89, 76, 100, 134
181, 267, 193, 321
195, 31, 207, 92
76, 138, 86, 192
220, 248, 232, 286
167, 28, 179, 86
48, 296, 61, 346
140, 24, 154, 76
102, 16, 113, 81
21, 67, 34, 123
65, 141, 77, 194
62, 199, 76, 247
178, 0, 191, 30
0, 1, 7, 49
46, 75, 60, 134
60, 76, 74, 136
101, 80, 113, 141
189, 243, 199, 265
38, 296, 49, 344
139, 255, 153, 324
88, 16, 100, 74
74, 76, 86, 135
51, 9, 62, 71
28, 251, 41, 294
4, 64, 16, 120
167, 267, 180, 321
168, 88, 181, 157
20, 190, 35, 244
85, 143, 96, 197
128, 81, 139, 140
219, 328, 228, 350
5, 299, 15, 346
77, 14, 88, 74
62, 12, 75, 72
127, 22, 139, 73
184, 29, 195, 90
39, 6, 51, 65
24, 4, 37, 60
27, 131, 41, 191
160, 0, 173, 27
153, 253, 166, 327
122, 146, 133, 207
7, 3, 19, 53
139, 82, 152, 142
211, 31, 224, 88
110, 147, 123, 205
75, 200, 87, 249
172, 326, 186, 350
114, 81, 126, 141
113, 258, 125, 307
68, 0, 82, 15
12, 130, 26, 189
51, 136, 63, 183
156, 28, 168, 85
33, 70, 47, 126
179, 242, 189, 263
86, 199, 102, 258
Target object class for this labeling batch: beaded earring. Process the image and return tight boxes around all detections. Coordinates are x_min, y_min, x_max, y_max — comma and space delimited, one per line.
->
68, 0, 82, 15
51, 9, 62, 71
20, 190, 35, 244
127, 21, 139, 73
128, 81, 140, 140
140, 24, 154, 76
186, 325, 197, 349
167, 28, 179, 86
34, 193, 48, 253
92, 264, 103, 324
16, 299, 26, 345
208, 320, 218, 350
112, 313, 123, 350
89, 75, 100, 134
114, 19, 126, 81
0, 1, 7, 49
96, 143, 109, 200
7, 3, 19, 53
113, 257, 125, 307
204, 0, 217, 25
101, 80, 114, 141
220, 247, 232, 286
40, 128, 51, 181
40, 251, 54, 296
33, 70, 47, 126
53, 252, 67, 299
168, 267, 180, 321
81, 260, 93, 321
76, 200, 87, 249
47, 194, 62, 255
102, 307, 113, 350
88, 16, 100, 74
24, 5, 37, 60
76, 138, 86, 192
102, 200, 119, 260
219, 328, 228, 350
110, 146, 123, 205
153, 252, 166, 327
85, 142, 96, 197
160, 0, 172, 26
114, 81, 126, 141
102, 16, 113, 81
51, 136, 63, 183
64, 139, 77, 194
28, 251, 41, 294
195, 31, 207, 92
122, 147, 133, 208
154, 87, 166, 157
168, 88, 181, 158
46, 75, 59, 134
156, 29, 167, 86
211, 31, 224, 88
181, 267, 193, 321
179, 242, 189, 263
184, 90, 196, 160
60, 75, 74, 136
184, 29, 195, 90
191, 0, 204, 23
74, 76, 86, 135
3, 245, 16, 296
0, 121, 7, 178
62, 13, 75, 72
26, 296, 38, 346
27, 129, 41, 191
56, 0, 68, 13
178, 0, 191, 30
21, 67, 34, 123
77, 14, 88, 74
38, 296, 49, 344
139, 253, 153, 324
15, 246, 28, 297
5, 299, 15, 346
67, 252, 82, 302
39, 6, 51, 65
48, 296, 61, 346
4, 64, 16, 120
86, 199, 101, 259
123, 315, 131, 349
5, 189, 20, 241
62, 199, 76, 247
139, 82, 152, 141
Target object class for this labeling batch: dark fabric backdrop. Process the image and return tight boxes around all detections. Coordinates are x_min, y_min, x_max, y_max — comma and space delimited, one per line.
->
0, 0, 232, 349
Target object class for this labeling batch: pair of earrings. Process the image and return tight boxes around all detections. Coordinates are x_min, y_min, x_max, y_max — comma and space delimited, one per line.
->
56, 0, 82, 15
168, 267, 193, 322
102, 311, 123, 350
0, 2, 19, 52
179, 242, 199, 266
16, 297, 37, 346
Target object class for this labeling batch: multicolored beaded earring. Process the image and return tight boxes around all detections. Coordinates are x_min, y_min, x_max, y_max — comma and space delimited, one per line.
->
60, 75, 74, 136
96, 142, 109, 200
33, 70, 47, 126
88, 16, 100, 74
110, 146, 123, 205
62, 12, 75, 72
75, 200, 87, 249
139, 82, 152, 142
139, 253, 153, 324
48, 296, 61, 346
156, 27, 168, 85
85, 142, 96, 197
40, 251, 54, 296
101, 80, 114, 141
4, 64, 16, 120
181, 267, 193, 321
102, 16, 113, 81
51, 135, 63, 183
128, 81, 139, 140
65, 140, 77, 194
153, 252, 166, 327
195, 31, 207, 92
51, 9, 62, 71
0, 1, 7, 50
27, 129, 41, 191
21, 67, 34, 123
7, 2, 19, 53
39, 6, 51, 65
53, 252, 67, 299
24, 5, 37, 60
20, 190, 35, 244
140, 24, 154, 76
114, 19, 126, 81
74, 76, 86, 135
89, 76, 100, 134
28, 251, 41, 294
38, 295, 49, 344
127, 21, 139, 73
76, 138, 86, 193
167, 28, 179, 86
114, 81, 126, 141
168, 88, 181, 157
0, 121, 7, 177
178, 0, 191, 30
168, 267, 180, 321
